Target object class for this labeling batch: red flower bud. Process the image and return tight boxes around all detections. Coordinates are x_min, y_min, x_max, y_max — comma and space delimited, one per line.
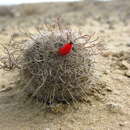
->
58, 42, 73, 56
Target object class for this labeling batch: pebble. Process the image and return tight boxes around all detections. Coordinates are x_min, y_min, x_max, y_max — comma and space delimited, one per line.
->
102, 51, 113, 57
45, 128, 50, 130
103, 69, 110, 75
125, 70, 130, 77
0, 87, 12, 93
119, 121, 128, 127
0, 26, 6, 32
106, 103, 122, 113
1, 84, 5, 88
105, 87, 112, 92
121, 60, 130, 69
126, 43, 130, 47
11, 32, 20, 38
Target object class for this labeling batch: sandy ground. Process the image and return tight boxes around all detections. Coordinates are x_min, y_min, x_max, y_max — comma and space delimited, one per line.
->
0, 0, 130, 130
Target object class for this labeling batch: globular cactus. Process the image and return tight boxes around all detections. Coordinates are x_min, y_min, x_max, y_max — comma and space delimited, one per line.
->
0, 18, 102, 105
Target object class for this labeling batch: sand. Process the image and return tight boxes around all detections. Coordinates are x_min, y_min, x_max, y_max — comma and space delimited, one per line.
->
0, 0, 130, 129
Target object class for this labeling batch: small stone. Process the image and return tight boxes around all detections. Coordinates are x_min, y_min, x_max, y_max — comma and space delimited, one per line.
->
0, 87, 12, 93
103, 70, 109, 75
11, 32, 20, 38
119, 123, 124, 127
112, 51, 124, 58
106, 103, 122, 113
86, 99, 92, 105
125, 70, 130, 77
114, 69, 123, 75
0, 27, 6, 32
95, 94, 104, 101
102, 51, 113, 57
119, 121, 128, 127
100, 29, 105, 33
45, 128, 50, 130
1, 84, 5, 88
109, 25, 115, 30
126, 43, 130, 47
121, 60, 130, 69
106, 87, 112, 92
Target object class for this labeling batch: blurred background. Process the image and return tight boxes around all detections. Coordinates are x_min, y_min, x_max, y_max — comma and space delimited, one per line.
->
0, 0, 130, 26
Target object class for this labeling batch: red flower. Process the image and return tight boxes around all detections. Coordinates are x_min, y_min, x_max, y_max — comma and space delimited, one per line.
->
58, 41, 73, 56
